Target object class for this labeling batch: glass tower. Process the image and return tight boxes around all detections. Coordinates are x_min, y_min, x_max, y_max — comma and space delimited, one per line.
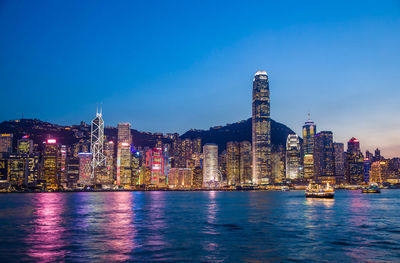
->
252, 70, 271, 184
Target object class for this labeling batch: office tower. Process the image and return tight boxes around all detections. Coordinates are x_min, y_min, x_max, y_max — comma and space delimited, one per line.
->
313, 131, 335, 183
286, 134, 301, 180
375, 148, 382, 161
0, 134, 13, 153
118, 143, 132, 187
226, 141, 240, 185
370, 161, 390, 183
66, 157, 79, 189
91, 109, 106, 180
78, 152, 92, 186
271, 146, 286, 183
192, 166, 203, 189
131, 152, 140, 185
347, 137, 360, 155
303, 115, 316, 179
8, 155, 25, 187
239, 141, 252, 184
0, 159, 8, 188
117, 123, 131, 186
193, 138, 202, 154
151, 147, 165, 186
218, 151, 227, 182
43, 139, 59, 190
203, 144, 219, 187
345, 137, 364, 184
365, 150, 374, 162
59, 145, 67, 188
117, 123, 132, 144
334, 143, 345, 184
104, 141, 115, 184
363, 158, 371, 183
17, 136, 33, 155
168, 168, 192, 187
252, 70, 271, 184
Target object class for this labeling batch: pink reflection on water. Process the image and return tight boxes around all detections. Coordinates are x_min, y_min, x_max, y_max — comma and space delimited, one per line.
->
99, 192, 135, 262
203, 191, 220, 257
25, 193, 67, 263
146, 192, 167, 248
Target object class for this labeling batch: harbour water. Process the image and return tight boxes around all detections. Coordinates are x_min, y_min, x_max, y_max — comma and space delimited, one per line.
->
0, 190, 399, 262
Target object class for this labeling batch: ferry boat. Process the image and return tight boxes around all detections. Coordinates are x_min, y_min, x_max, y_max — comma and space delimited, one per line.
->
361, 183, 381, 193
281, 186, 290, 191
305, 182, 335, 198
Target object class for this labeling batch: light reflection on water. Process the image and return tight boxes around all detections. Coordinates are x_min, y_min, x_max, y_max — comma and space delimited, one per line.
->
25, 193, 67, 263
0, 190, 399, 262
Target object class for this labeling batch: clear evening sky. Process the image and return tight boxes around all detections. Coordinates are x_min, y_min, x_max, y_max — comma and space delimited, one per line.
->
0, 1, 399, 157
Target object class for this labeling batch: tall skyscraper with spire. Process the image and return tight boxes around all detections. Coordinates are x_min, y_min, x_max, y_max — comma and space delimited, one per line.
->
303, 114, 316, 180
90, 107, 107, 184
252, 70, 271, 184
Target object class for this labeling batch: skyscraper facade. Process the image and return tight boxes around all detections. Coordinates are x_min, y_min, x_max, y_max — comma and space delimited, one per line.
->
43, 139, 59, 190
302, 115, 316, 180
226, 141, 240, 185
203, 144, 218, 187
252, 70, 271, 184
334, 142, 345, 184
91, 109, 106, 181
286, 134, 301, 180
239, 141, 252, 184
0, 134, 13, 153
313, 131, 335, 184
117, 123, 131, 186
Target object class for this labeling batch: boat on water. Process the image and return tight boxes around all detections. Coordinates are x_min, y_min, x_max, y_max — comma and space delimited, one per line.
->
361, 183, 381, 193
305, 183, 334, 198
281, 186, 290, 191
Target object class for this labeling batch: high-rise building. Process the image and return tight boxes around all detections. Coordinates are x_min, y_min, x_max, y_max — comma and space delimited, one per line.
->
313, 131, 335, 184
117, 123, 132, 144
239, 141, 252, 184
104, 141, 115, 184
286, 134, 301, 180
0, 134, 13, 153
17, 136, 33, 155
66, 157, 79, 189
192, 166, 203, 189
78, 152, 92, 186
345, 137, 364, 185
334, 142, 345, 184
271, 146, 286, 183
375, 148, 382, 161
59, 145, 67, 188
203, 144, 219, 187
43, 139, 59, 190
168, 168, 192, 188
302, 115, 316, 180
347, 137, 360, 155
117, 123, 131, 186
91, 109, 106, 181
226, 141, 240, 185
252, 70, 271, 184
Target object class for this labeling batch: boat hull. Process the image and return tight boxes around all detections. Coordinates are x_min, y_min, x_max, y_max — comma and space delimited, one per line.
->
305, 192, 334, 198
361, 189, 381, 193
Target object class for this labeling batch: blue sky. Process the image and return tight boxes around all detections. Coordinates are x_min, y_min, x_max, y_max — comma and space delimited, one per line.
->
0, 0, 399, 157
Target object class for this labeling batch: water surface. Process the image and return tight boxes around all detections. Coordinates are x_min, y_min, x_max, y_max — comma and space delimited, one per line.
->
0, 190, 399, 262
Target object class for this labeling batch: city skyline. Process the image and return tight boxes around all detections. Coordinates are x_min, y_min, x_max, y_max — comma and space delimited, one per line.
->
1, 1, 400, 157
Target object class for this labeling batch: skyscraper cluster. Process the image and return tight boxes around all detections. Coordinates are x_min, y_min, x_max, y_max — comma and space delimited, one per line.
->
0, 70, 399, 192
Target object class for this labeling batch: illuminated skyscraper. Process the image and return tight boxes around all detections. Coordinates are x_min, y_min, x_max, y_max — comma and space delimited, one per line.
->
314, 131, 335, 184
117, 123, 131, 186
347, 137, 360, 155
334, 142, 345, 184
104, 141, 115, 184
345, 137, 364, 184
17, 136, 33, 155
252, 70, 271, 184
286, 134, 301, 180
78, 152, 92, 186
239, 141, 252, 184
226, 141, 240, 185
0, 134, 13, 153
43, 139, 59, 190
203, 144, 219, 187
91, 109, 106, 181
302, 115, 316, 180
